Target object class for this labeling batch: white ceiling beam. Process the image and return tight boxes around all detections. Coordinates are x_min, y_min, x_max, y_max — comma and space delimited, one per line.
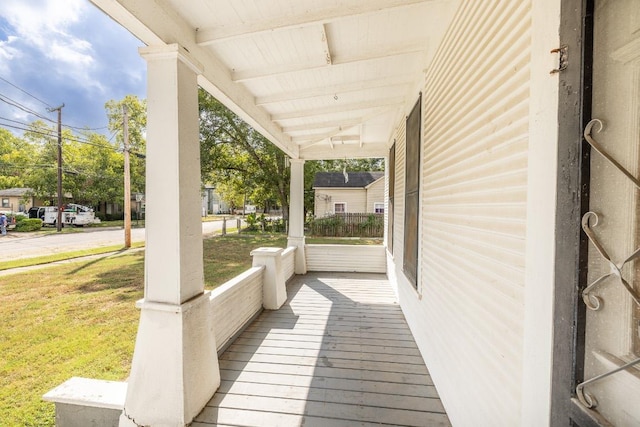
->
283, 105, 397, 133
233, 46, 422, 82
332, 41, 426, 66
321, 24, 332, 65
89, 0, 299, 159
299, 139, 330, 149
282, 118, 363, 133
300, 142, 389, 160
292, 135, 330, 144
292, 133, 360, 144
271, 98, 404, 122
298, 137, 388, 150
196, 0, 433, 45
331, 135, 361, 142
255, 76, 413, 106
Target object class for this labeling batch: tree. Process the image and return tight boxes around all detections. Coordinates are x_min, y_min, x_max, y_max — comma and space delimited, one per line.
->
60, 131, 124, 206
0, 128, 35, 188
199, 90, 290, 218
21, 120, 68, 201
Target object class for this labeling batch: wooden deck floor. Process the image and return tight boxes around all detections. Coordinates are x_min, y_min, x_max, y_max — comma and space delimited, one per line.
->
193, 272, 450, 427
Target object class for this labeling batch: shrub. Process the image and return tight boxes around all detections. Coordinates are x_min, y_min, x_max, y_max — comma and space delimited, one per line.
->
104, 213, 124, 221
14, 218, 42, 232
245, 213, 258, 231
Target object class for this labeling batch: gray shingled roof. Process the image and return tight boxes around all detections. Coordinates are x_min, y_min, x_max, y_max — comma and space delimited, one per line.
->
0, 187, 33, 197
312, 172, 384, 188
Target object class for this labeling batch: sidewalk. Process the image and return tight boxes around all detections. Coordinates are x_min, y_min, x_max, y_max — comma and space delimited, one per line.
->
0, 246, 145, 278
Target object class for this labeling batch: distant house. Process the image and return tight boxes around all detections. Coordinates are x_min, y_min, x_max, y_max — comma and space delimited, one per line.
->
0, 188, 46, 213
202, 185, 230, 215
312, 171, 384, 218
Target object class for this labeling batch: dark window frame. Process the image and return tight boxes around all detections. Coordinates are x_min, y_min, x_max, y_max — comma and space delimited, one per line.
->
388, 143, 396, 255
551, 0, 603, 426
403, 95, 421, 289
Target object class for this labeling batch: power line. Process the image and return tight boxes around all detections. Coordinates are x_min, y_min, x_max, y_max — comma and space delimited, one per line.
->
0, 75, 53, 109
0, 118, 123, 152
1, 120, 143, 157
62, 123, 110, 132
0, 94, 54, 123
0, 89, 112, 133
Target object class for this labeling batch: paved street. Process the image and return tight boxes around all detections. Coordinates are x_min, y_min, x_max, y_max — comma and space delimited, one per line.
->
1, 218, 243, 261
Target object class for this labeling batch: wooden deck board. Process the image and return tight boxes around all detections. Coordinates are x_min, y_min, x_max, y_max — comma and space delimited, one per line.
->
195, 272, 451, 427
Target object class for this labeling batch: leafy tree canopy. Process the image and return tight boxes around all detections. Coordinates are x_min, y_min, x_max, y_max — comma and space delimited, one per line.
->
199, 89, 290, 217
0, 96, 146, 208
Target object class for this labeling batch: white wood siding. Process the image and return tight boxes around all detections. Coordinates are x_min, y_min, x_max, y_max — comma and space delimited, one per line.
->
281, 246, 296, 282
313, 188, 367, 217
305, 245, 386, 273
393, 1, 531, 425
210, 266, 264, 352
366, 178, 385, 213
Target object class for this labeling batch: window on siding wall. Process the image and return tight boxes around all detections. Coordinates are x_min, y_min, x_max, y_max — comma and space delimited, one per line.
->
334, 202, 346, 214
403, 95, 421, 288
388, 143, 395, 254
1, 198, 9, 208
374, 202, 384, 214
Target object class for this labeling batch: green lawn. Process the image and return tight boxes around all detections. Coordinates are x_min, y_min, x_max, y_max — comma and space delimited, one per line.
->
0, 234, 381, 426
0, 234, 286, 427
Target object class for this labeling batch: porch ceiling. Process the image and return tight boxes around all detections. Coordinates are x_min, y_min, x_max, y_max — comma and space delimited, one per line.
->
90, 0, 459, 160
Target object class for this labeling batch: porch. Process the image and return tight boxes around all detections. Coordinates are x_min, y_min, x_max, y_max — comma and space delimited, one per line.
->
195, 272, 449, 427
44, 246, 449, 426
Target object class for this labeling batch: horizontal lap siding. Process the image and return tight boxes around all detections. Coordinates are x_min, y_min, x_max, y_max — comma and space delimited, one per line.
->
305, 245, 386, 273
400, 1, 531, 425
366, 179, 384, 212
314, 188, 368, 217
282, 247, 296, 281
210, 267, 264, 352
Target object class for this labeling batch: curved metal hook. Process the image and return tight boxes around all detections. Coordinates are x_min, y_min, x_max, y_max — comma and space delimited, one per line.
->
581, 212, 612, 263
576, 383, 598, 409
581, 273, 610, 310
584, 118, 604, 137
584, 119, 640, 189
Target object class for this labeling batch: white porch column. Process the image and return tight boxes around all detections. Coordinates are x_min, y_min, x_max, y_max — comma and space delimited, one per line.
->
287, 158, 307, 274
120, 44, 219, 427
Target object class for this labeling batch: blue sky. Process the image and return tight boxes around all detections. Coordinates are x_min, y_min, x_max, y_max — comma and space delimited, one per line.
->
0, 0, 146, 136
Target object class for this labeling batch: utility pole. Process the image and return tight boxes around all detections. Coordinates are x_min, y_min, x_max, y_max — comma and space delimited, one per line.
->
48, 104, 64, 232
123, 105, 131, 248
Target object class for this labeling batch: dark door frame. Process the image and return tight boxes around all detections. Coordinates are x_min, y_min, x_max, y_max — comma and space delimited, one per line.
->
551, 0, 610, 425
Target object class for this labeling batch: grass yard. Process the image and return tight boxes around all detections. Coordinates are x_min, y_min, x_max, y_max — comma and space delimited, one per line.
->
0, 234, 287, 426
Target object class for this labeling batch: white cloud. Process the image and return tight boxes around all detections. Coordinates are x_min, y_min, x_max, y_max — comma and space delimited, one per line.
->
0, 0, 104, 92
0, 36, 21, 75
0, 0, 146, 131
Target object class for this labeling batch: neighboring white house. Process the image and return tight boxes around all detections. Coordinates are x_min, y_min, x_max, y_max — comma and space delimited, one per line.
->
72, 1, 639, 426
312, 171, 384, 217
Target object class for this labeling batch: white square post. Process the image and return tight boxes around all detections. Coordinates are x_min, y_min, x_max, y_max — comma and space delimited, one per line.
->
119, 44, 219, 427
287, 158, 307, 274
